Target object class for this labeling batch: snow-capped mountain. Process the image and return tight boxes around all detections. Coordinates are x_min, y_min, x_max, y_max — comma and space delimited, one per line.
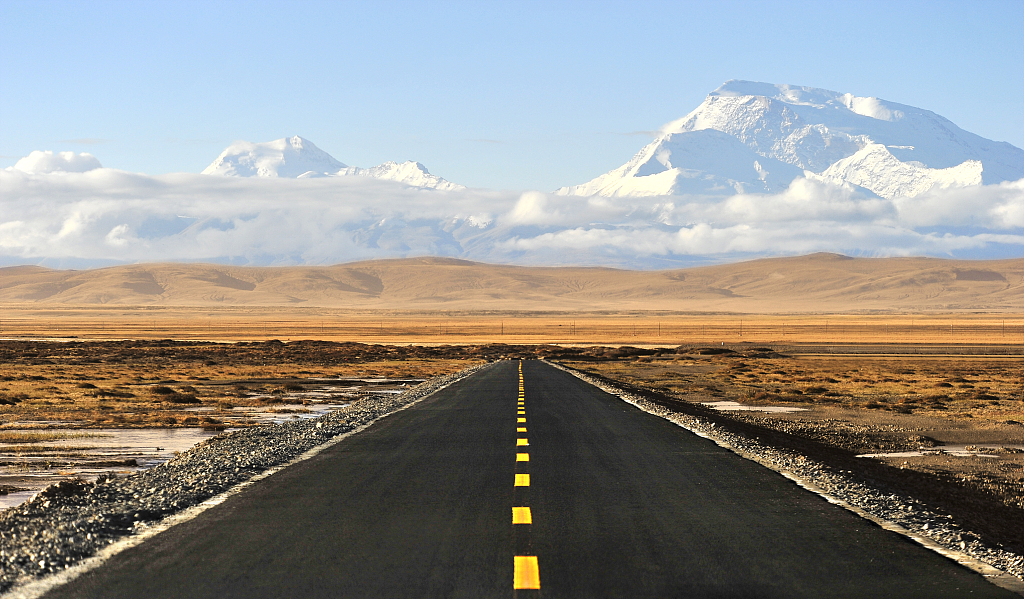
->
335, 161, 464, 191
202, 136, 463, 190
557, 81, 1024, 199
203, 136, 346, 178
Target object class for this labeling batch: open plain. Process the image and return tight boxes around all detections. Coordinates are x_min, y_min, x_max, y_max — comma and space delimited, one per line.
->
1, 254, 1023, 594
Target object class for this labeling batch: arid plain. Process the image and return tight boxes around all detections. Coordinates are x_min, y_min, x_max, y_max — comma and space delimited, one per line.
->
1, 253, 1023, 555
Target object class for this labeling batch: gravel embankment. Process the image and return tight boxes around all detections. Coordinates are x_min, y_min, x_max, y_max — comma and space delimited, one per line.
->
0, 363, 491, 594
549, 361, 1024, 593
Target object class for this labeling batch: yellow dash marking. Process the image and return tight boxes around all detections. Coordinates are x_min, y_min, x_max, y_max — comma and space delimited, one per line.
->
516, 438, 528, 446
514, 473, 530, 486
517, 427, 527, 432
512, 507, 532, 524
517, 417, 526, 423
513, 556, 540, 589
517, 453, 529, 461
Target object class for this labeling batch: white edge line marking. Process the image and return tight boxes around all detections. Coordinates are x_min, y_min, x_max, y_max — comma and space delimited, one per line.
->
2, 365, 488, 599
544, 360, 1024, 597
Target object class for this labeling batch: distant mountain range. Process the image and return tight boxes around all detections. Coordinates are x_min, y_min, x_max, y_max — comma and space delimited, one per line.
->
201, 136, 465, 191
556, 80, 1024, 199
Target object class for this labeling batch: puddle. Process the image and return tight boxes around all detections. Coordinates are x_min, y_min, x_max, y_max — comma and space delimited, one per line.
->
857, 444, 1024, 459
0, 377, 420, 510
228, 403, 350, 425
0, 428, 222, 509
701, 401, 808, 413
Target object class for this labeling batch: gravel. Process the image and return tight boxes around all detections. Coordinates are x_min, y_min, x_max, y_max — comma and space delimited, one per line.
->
550, 361, 1024, 592
0, 363, 491, 594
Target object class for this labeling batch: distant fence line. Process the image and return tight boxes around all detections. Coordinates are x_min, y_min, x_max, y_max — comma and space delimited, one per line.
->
1, 316, 1023, 349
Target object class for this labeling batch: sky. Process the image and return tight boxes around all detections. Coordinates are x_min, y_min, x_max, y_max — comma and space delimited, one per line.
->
1, 0, 1023, 192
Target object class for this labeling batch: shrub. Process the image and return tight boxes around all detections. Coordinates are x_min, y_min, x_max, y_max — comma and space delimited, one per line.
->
166, 393, 200, 404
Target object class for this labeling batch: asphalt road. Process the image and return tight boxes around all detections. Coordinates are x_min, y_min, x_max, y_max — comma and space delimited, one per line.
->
44, 360, 1016, 598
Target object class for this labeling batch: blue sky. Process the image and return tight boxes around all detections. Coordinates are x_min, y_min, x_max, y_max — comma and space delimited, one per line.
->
1, 0, 1022, 192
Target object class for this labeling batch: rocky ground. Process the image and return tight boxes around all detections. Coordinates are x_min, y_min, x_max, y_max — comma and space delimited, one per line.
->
550, 362, 1024, 592
0, 363, 491, 594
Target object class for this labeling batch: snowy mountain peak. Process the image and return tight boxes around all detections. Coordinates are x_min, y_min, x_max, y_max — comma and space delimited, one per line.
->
202, 136, 347, 178
338, 160, 465, 191
707, 80, 907, 123
559, 81, 1023, 199
202, 137, 463, 190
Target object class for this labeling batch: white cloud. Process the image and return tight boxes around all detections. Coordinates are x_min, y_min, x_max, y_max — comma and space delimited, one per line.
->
0, 167, 1021, 268
892, 178, 1024, 229
11, 150, 102, 174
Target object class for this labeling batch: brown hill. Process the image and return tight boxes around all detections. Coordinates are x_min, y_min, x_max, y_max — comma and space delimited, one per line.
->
1, 254, 1023, 313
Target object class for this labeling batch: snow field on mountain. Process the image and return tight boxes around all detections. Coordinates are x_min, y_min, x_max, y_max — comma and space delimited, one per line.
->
201, 135, 464, 190
560, 80, 1024, 200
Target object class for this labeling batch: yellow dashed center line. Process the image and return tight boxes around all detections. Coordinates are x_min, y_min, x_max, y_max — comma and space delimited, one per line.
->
513, 362, 540, 590
514, 556, 541, 589
512, 506, 532, 524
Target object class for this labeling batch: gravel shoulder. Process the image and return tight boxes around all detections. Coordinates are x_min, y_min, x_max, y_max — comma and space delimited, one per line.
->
549, 361, 1024, 596
0, 363, 492, 596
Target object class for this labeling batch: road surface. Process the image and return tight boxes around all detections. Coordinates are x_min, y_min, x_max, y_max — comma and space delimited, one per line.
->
43, 360, 1016, 598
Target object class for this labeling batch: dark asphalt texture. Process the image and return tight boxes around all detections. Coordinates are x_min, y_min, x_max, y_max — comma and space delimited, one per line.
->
44, 360, 1016, 598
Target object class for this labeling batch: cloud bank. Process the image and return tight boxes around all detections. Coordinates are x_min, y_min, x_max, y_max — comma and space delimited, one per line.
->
1, 166, 1022, 268
13, 151, 103, 174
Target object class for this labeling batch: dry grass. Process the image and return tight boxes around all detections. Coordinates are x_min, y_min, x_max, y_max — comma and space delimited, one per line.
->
1, 308, 1023, 346
567, 353, 1024, 421
0, 432, 98, 444
0, 340, 483, 430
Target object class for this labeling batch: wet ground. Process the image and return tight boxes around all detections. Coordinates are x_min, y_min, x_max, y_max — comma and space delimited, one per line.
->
0, 377, 420, 509
701, 400, 807, 413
